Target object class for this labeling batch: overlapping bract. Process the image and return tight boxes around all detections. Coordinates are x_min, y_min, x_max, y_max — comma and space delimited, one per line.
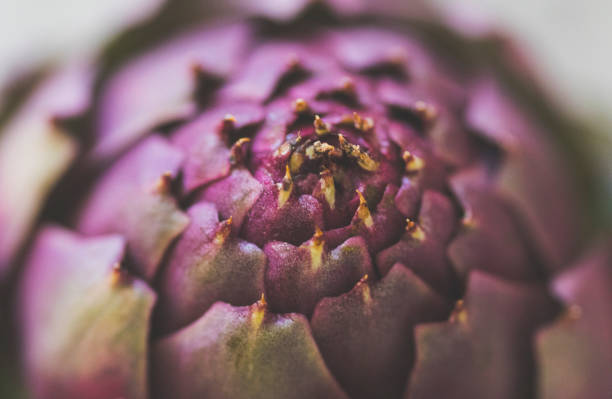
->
2, 2, 609, 399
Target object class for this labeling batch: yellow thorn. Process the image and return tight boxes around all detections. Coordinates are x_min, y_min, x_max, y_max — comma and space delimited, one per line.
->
314, 115, 331, 136
353, 112, 374, 131
450, 299, 468, 324
152, 171, 173, 194
356, 151, 380, 172
251, 293, 267, 330
293, 98, 310, 113
284, 164, 291, 180
222, 113, 236, 130
403, 150, 425, 173
109, 262, 125, 286
405, 218, 425, 241
313, 225, 324, 242
277, 165, 293, 208
214, 217, 233, 245
230, 137, 251, 165
309, 227, 325, 270
289, 151, 304, 173
338, 134, 379, 171
414, 100, 437, 122
356, 190, 374, 229
319, 169, 336, 209
358, 275, 372, 304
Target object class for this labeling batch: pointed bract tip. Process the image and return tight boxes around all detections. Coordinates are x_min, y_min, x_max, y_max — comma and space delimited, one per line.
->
356, 151, 379, 171
356, 190, 374, 228
319, 169, 336, 209
293, 98, 310, 113
152, 171, 173, 194
284, 164, 292, 180
403, 150, 425, 173
405, 218, 426, 241
360, 276, 373, 304
214, 217, 233, 244
258, 292, 267, 307
223, 113, 237, 123
277, 165, 294, 208
289, 151, 304, 173
221, 113, 237, 132
340, 76, 355, 93
310, 226, 325, 270
356, 189, 367, 205
450, 299, 468, 323
314, 115, 331, 136
353, 112, 374, 131
339, 134, 379, 171
109, 262, 127, 286
462, 211, 477, 229
414, 100, 437, 122
251, 293, 267, 329
229, 137, 251, 165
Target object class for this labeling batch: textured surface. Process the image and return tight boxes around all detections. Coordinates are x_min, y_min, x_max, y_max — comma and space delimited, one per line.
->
2, 2, 609, 399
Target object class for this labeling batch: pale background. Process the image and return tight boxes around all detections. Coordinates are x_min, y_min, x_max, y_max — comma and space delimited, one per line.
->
1, 0, 611, 123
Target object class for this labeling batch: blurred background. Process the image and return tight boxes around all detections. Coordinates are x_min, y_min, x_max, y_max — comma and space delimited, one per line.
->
1, 0, 611, 123
0, 0, 610, 203
1, 0, 609, 203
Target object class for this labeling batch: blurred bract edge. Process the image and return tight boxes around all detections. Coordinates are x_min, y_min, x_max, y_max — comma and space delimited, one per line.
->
0, 0, 610, 398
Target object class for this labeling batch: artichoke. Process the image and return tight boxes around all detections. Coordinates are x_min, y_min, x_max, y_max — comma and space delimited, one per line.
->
1, 1, 610, 398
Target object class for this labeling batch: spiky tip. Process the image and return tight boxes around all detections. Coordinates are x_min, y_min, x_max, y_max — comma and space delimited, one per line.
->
251, 293, 267, 330
152, 171, 173, 194
414, 100, 437, 122
314, 115, 331, 136
229, 137, 251, 165
449, 299, 468, 324
356, 190, 374, 228
293, 98, 310, 114
109, 262, 127, 286
277, 165, 293, 208
403, 150, 425, 173
353, 112, 374, 132
222, 114, 237, 132
319, 169, 336, 209
309, 226, 325, 270
405, 218, 425, 241
214, 217, 233, 245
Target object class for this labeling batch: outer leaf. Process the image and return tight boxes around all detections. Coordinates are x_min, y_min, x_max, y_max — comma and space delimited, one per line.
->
0, 64, 92, 276
311, 264, 448, 399
77, 135, 189, 280
406, 271, 556, 399
19, 226, 155, 399
536, 244, 612, 399
153, 301, 349, 399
